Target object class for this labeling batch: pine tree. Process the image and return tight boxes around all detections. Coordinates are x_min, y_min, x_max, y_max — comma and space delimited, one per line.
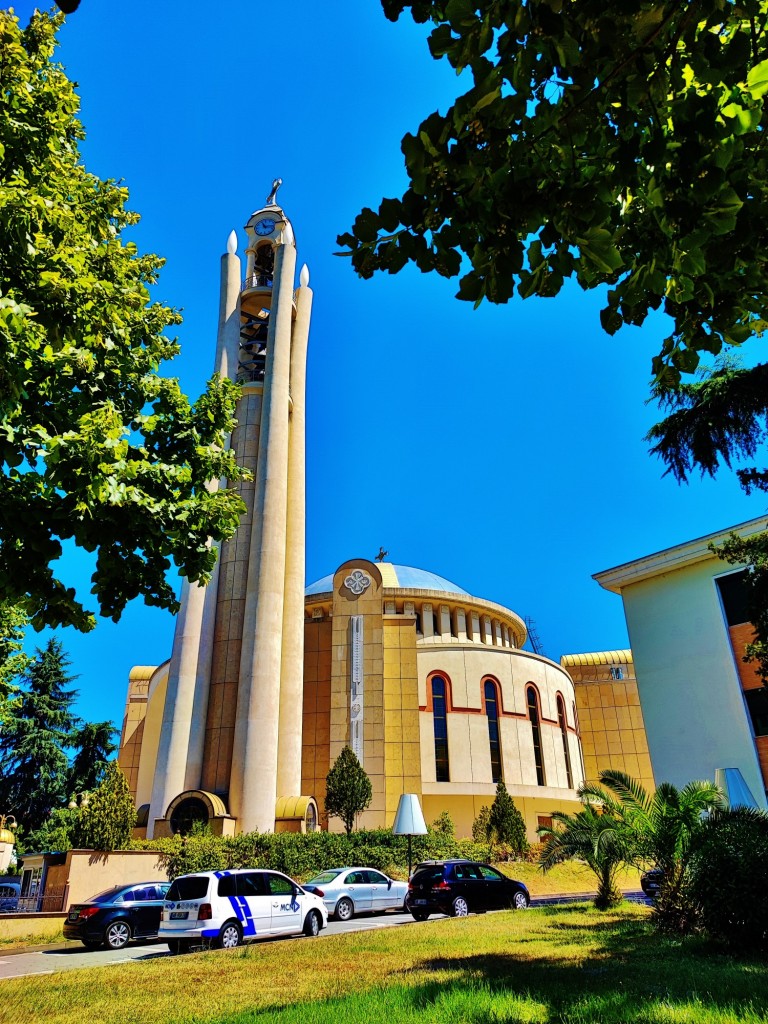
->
68, 721, 117, 795
0, 638, 78, 833
324, 746, 372, 835
488, 780, 529, 858
74, 762, 136, 852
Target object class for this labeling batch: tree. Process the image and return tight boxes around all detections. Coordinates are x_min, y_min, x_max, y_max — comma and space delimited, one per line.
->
471, 804, 492, 844
0, 601, 29, 715
538, 798, 636, 910
0, 11, 245, 632
0, 638, 78, 833
74, 761, 136, 852
488, 780, 529, 858
581, 769, 725, 930
324, 746, 373, 835
68, 721, 118, 795
340, 1, 768, 664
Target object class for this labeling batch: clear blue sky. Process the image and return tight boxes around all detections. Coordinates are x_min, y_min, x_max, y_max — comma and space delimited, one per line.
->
10, 1, 767, 732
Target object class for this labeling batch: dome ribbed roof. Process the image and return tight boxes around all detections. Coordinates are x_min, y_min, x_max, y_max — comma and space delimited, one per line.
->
305, 563, 469, 597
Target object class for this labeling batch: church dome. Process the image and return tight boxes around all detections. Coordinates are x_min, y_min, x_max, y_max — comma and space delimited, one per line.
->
305, 563, 469, 597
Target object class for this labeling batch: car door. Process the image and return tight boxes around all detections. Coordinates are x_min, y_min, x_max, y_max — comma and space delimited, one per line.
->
265, 873, 302, 934
453, 863, 485, 911
366, 870, 394, 911
343, 871, 372, 912
478, 865, 510, 911
121, 887, 155, 937
220, 873, 271, 939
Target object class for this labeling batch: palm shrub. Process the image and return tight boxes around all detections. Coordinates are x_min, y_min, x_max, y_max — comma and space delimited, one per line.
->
688, 805, 768, 948
582, 770, 725, 932
538, 800, 636, 909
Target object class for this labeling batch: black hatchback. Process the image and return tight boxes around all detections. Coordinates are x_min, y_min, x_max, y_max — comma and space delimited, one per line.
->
407, 859, 529, 920
64, 882, 170, 949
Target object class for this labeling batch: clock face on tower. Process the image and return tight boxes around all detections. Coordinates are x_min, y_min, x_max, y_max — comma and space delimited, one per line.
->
255, 218, 276, 236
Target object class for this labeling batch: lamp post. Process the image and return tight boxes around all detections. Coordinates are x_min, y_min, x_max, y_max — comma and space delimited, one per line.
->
392, 794, 428, 878
68, 792, 90, 810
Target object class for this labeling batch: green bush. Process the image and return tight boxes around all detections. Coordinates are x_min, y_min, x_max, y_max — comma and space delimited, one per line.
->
688, 806, 768, 948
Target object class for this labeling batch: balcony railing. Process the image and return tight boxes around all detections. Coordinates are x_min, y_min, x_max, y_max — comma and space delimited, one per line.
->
241, 273, 273, 291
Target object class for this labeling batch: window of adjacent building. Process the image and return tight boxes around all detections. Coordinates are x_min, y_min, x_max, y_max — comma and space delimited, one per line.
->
431, 676, 450, 781
484, 680, 503, 783
557, 694, 574, 789
745, 688, 768, 737
527, 685, 546, 786
716, 569, 750, 626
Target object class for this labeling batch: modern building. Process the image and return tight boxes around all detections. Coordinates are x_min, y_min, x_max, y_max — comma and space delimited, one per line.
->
118, 195, 585, 841
594, 518, 768, 808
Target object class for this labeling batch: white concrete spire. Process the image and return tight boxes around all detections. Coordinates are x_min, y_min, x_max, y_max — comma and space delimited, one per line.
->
300, 264, 309, 288
227, 230, 237, 255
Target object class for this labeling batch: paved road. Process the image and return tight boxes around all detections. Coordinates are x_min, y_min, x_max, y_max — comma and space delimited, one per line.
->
0, 893, 649, 982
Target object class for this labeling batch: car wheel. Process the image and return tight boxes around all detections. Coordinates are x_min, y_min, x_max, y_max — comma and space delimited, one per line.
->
334, 896, 354, 922
512, 890, 529, 910
216, 921, 242, 949
167, 939, 191, 954
451, 897, 469, 918
303, 910, 322, 937
104, 920, 131, 949
411, 911, 429, 922
401, 897, 410, 914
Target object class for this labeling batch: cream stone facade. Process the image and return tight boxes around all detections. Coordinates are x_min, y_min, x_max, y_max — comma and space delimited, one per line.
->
118, 198, 585, 843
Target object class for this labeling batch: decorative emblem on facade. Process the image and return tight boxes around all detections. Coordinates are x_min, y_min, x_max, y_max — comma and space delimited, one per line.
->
345, 570, 371, 596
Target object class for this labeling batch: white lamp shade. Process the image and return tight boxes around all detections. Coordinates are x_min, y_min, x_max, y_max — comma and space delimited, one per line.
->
392, 793, 428, 836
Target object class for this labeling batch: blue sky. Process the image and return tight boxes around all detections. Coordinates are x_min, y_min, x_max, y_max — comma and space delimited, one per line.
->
10, 1, 767, 732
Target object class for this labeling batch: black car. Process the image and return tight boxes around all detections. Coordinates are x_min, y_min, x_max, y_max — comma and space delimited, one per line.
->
640, 868, 664, 899
63, 882, 170, 949
407, 859, 529, 920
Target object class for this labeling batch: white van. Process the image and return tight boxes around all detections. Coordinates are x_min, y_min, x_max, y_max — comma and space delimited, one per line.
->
159, 869, 328, 952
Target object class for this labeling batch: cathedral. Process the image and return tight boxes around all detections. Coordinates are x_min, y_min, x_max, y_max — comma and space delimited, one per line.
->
117, 191, 594, 841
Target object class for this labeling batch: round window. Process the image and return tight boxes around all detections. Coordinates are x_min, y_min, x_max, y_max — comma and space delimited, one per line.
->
169, 797, 209, 836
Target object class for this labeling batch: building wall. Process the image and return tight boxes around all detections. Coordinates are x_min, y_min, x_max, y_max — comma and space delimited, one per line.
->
566, 655, 655, 792
620, 559, 766, 806
118, 666, 155, 800
301, 618, 332, 826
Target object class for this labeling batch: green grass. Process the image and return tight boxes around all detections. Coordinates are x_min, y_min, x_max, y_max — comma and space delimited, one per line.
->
4, 903, 767, 1024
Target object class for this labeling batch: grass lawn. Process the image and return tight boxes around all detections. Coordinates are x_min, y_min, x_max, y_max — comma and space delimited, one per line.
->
4, 903, 767, 1024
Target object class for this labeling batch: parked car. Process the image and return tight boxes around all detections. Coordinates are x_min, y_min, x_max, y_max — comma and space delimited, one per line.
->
159, 869, 327, 952
303, 867, 409, 921
407, 859, 530, 920
0, 880, 20, 913
63, 882, 171, 949
640, 868, 664, 899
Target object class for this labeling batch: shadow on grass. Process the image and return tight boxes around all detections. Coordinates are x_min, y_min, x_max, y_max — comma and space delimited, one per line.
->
228, 907, 768, 1024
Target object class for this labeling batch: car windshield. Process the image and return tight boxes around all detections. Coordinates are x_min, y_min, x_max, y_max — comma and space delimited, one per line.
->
166, 876, 210, 901
85, 887, 125, 904
307, 870, 344, 885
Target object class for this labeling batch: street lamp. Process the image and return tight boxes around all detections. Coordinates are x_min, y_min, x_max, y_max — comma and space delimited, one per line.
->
68, 792, 90, 810
392, 794, 428, 878
0, 814, 17, 874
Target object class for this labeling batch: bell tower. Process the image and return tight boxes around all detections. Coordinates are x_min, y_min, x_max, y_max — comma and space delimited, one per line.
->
147, 182, 314, 836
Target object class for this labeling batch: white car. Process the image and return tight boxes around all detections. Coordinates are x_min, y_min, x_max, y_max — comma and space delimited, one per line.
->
302, 867, 410, 921
159, 869, 327, 952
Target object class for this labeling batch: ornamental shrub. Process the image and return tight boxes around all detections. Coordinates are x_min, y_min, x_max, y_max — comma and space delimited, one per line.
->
688, 806, 768, 948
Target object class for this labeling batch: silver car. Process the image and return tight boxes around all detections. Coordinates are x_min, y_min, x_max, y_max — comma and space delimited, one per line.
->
303, 867, 409, 921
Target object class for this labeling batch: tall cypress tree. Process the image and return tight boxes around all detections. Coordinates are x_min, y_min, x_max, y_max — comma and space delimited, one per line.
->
0, 638, 78, 834
68, 721, 117, 795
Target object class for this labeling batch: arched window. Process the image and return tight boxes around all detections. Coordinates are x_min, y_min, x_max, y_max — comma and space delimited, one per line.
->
557, 695, 573, 789
484, 680, 502, 783
573, 700, 586, 783
527, 686, 546, 786
431, 676, 450, 781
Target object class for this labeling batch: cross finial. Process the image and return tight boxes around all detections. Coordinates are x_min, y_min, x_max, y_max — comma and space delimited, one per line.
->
375, 546, 388, 563
266, 178, 283, 206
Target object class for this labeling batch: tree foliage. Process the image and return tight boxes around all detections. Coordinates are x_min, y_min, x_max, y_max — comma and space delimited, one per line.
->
0, 601, 29, 711
488, 779, 529, 857
0, 637, 78, 833
68, 720, 117, 795
0, 11, 246, 632
342, 0, 768, 386
324, 746, 373, 835
581, 769, 724, 930
75, 761, 136, 852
